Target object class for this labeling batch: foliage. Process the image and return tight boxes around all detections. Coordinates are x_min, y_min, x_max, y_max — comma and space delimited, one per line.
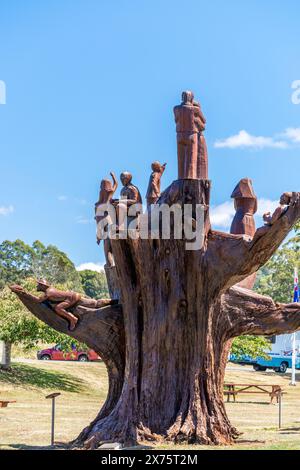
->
255, 226, 300, 303
0, 239, 82, 291
79, 269, 109, 299
231, 335, 271, 360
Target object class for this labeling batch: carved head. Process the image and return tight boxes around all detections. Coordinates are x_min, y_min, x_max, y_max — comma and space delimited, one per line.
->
280, 192, 292, 206
151, 161, 162, 172
100, 179, 113, 192
37, 279, 50, 291
120, 172, 132, 186
182, 90, 194, 104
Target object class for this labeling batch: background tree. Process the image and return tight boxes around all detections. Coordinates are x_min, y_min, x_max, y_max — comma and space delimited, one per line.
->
231, 335, 270, 361
79, 270, 109, 299
0, 240, 34, 288
0, 239, 82, 290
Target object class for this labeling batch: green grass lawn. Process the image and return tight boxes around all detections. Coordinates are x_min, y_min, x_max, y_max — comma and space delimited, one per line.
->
0, 360, 299, 450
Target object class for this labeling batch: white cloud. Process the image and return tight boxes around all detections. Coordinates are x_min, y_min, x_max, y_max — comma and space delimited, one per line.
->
281, 127, 300, 143
57, 195, 67, 201
76, 262, 105, 273
211, 198, 278, 230
0, 205, 14, 216
256, 198, 278, 217
210, 201, 235, 228
214, 130, 287, 150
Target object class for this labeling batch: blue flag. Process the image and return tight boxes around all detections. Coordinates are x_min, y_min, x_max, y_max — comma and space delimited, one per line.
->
293, 268, 299, 303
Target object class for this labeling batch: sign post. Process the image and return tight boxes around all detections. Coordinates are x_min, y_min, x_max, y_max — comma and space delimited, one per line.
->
45, 392, 61, 447
290, 267, 298, 386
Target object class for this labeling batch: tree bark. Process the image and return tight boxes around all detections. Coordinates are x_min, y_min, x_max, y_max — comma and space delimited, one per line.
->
11, 182, 300, 448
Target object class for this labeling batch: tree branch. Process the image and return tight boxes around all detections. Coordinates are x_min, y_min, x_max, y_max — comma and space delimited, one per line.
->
208, 196, 300, 291
220, 285, 300, 338
13, 291, 125, 419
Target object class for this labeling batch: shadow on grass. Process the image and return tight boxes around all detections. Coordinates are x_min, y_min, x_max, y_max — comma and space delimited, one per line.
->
0, 364, 85, 393
1, 443, 70, 450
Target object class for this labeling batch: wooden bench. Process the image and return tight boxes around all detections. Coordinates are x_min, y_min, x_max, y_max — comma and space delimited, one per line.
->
0, 400, 16, 408
224, 383, 284, 404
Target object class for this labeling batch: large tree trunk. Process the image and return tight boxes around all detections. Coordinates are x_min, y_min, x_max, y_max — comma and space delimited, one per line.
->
12, 181, 300, 448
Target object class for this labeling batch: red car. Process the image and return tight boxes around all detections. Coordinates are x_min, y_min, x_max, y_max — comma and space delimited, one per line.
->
37, 344, 100, 362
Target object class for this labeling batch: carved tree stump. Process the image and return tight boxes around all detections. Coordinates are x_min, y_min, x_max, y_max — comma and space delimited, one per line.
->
13, 181, 300, 448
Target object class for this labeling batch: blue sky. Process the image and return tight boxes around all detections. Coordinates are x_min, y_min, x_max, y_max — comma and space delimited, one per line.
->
0, 0, 300, 270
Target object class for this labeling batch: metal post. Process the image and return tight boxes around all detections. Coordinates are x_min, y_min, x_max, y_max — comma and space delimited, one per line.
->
278, 393, 282, 429
290, 332, 297, 386
51, 397, 55, 446
45, 392, 61, 447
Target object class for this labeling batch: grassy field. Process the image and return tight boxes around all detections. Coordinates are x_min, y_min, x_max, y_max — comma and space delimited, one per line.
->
0, 360, 299, 450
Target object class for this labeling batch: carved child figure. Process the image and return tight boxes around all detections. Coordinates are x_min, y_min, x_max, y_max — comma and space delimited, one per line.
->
146, 161, 167, 209
10, 280, 118, 331
95, 172, 118, 267
95, 172, 118, 209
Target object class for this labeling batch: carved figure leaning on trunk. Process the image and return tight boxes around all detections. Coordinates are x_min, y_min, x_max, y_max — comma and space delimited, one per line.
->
95, 172, 118, 267
263, 192, 299, 225
10, 279, 118, 331
146, 161, 167, 209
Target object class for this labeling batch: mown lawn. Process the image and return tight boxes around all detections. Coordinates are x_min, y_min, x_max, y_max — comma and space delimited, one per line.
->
0, 360, 299, 450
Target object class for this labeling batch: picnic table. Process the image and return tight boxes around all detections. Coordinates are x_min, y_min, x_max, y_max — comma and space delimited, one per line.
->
224, 383, 283, 404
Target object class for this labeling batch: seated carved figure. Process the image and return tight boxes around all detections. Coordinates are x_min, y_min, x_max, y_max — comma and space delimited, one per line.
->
10, 280, 118, 331
111, 172, 142, 228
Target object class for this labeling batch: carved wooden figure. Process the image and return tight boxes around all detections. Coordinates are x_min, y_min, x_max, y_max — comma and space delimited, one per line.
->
146, 161, 167, 209
174, 91, 208, 179
10, 280, 117, 331
263, 192, 295, 225
230, 178, 257, 238
230, 178, 257, 289
95, 172, 118, 267
111, 172, 142, 227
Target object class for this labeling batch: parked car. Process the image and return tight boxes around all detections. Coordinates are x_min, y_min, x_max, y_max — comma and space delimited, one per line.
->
37, 344, 100, 362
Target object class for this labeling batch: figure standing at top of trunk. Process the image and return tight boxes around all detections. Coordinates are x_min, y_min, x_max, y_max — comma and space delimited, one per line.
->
174, 90, 208, 179
230, 178, 257, 238
146, 161, 167, 209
